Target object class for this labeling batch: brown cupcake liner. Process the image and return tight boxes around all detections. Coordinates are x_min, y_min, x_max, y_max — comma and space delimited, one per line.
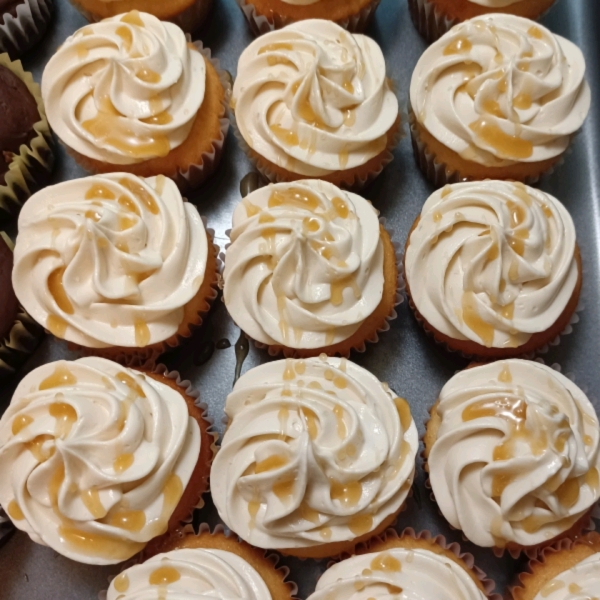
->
0, 0, 53, 58
65, 39, 230, 194
348, 527, 502, 600
235, 0, 380, 35
70, 0, 213, 34
420, 359, 598, 559
0, 53, 54, 219
408, 105, 574, 189
509, 531, 600, 600
65, 219, 221, 366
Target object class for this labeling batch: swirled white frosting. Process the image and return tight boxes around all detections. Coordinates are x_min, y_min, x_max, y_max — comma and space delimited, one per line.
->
404, 181, 578, 349
410, 14, 590, 166
211, 357, 417, 550
307, 547, 488, 600
106, 548, 272, 600
232, 19, 398, 176
429, 360, 600, 548
0, 357, 201, 564
12, 172, 207, 349
41, 11, 205, 165
532, 552, 600, 600
223, 180, 384, 349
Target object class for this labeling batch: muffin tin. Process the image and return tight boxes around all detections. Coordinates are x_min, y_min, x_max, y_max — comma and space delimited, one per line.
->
0, 0, 599, 597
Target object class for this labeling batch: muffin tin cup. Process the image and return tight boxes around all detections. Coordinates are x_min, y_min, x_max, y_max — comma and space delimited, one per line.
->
0, 53, 54, 220
235, 0, 381, 35
0, 0, 53, 58
421, 359, 597, 560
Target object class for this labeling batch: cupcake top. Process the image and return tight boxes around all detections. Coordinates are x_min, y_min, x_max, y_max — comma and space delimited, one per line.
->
405, 181, 578, 349
12, 172, 208, 349
531, 552, 600, 600
41, 11, 205, 165
307, 546, 488, 600
107, 548, 272, 600
232, 19, 398, 176
211, 356, 417, 550
0, 357, 201, 564
410, 14, 590, 166
224, 180, 385, 349
429, 359, 600, 548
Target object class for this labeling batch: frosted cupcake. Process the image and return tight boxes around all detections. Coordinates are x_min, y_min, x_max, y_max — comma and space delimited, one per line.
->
424, 360, 600, 555
211, 357, 418, 559
410, 15, 590, 186
511, 532, 600, 600
12, 173, 218, 361
232, 20, 400, 189
0, 357, 215, 564
409, 0, 557, 43
404, 181, 581, 359
42, 12, 228, 191
223, 180, 399, 358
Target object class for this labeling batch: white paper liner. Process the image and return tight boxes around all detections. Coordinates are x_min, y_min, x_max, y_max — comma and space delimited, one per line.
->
70, 0, 213, 34
421, 359, 598, 559
0, 0, 53, 58
235, 0, 380, 35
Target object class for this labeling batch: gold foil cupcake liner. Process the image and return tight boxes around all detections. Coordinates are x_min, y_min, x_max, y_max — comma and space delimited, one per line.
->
235, 0, 381, 35
0, 53, 54, 219
0, 0, 53, 58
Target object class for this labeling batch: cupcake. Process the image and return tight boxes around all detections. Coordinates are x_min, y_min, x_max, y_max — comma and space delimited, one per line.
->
236, 0, 380, 35
232, 20, 400, 189
0, 53, 54, 219
424, 359, 600, 555
12, 172, 218, 362
0, 357, 215, 564
0, 232, 44, 380
0, 0, 53, 58
404, 181, 581, 359
41, 11, 229, 192
307, 529, 497, 599
511, 532, 600, 600
223, 180, 399, 358
70, 1, 213, 34
409, 0, 557, 43
211, 356, 418, 559
409, 15, 591, 186
109, 528, 296, 599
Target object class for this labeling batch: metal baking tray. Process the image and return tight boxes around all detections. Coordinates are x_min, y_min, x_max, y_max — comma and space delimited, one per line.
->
1, 0, 599, 597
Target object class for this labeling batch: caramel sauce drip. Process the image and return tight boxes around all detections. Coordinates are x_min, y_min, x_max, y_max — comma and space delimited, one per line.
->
114, 453, 134, 473
12, 414, 33, 436
272, 478, 295, 500
258, 43, 293, 55
301, 407, 318, 440
106, 509, 146, 532
134, 320, 151, 347
49, 402, 77, 438
119, 177, 159, 214
333, 405, 347, 438
330, 275, 361, 306
255, 455, 288, 474
7, 500, 24, 521
136, 68, 161, 84
443, 37, 472, 56
113, 573, 129, 593
469, 119, 533, 159
370, 552, 401, 572
347, 514, 373, 535
394, 397, 412, 432
86, 184, 115, 200
461, 291, 495, 347
270, 124, 299, 147
116, 371, 146, 398
269, 188, 320, 212
40, 365, 77, 390
25, 435, 55, 462
121, 10, 145, 27
330, 479, 362, 507
81, 487, 106, 519
48, 268, 74, 315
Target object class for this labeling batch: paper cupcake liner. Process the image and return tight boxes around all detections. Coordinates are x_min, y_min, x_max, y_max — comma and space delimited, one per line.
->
420, 359, 597, 559
0, 0, 53, 58
0, 506, 14, 547
71, 0, 213, 34
0, 53, 54, 219
350, 527, 502, 600
235, 0, 380, 35
408, 106, 573, 189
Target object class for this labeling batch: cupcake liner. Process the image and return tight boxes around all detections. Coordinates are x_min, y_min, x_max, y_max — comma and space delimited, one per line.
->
352, 527, 502, 600
0, 506, 14, 547
70, 0, 213, 34
0, 53, 54, 219
421, 359, 598, 559
235, 0, 381, 35
0, 0, 53, 58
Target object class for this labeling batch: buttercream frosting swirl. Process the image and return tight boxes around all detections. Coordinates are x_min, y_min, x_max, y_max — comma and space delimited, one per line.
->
41, 11, 205, 165
106, 548, 272, 599
404, 181, 578, 349
223, 180, 384, 349
12, 172, 207, 349
0, 357, 200, 564
307, 547, 488, 600
232, 19, 398, 176
211, 357, 417, 550
410, 14, 590, 166
532, 552, 600, 600
429, 360, 600, 548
